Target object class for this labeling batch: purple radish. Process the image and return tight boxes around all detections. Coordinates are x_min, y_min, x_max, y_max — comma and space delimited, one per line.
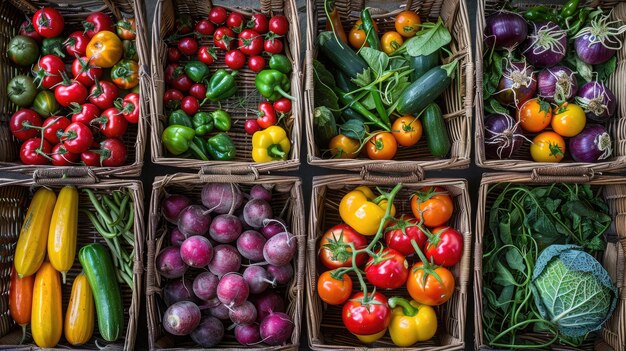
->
238, 212, 253, 231
156, 246, 188, 279
190, 316, 224, 347
229, 301, 257, 325
249, 185, 272, 201
179, 236, 214, 268
260, 311, 294, 346
243, 199, 273, 228
252, 291, 286, 322
209, 214, 243, 243
201, 183, 244, 214
263, 232, 297, 266
237, 230, 266, 261
267, 264, 294, 285
178, 205, 211, 237
235, 323, 261, 345
217, 273, 249, 307
209, 303, 230, 320
199, 297, 221, 309
169, 227, 187, 247
163, 278, 197, 306
162, 194, 192, 224
163, 301, 201, 336
261, 218, 288, 239
193, 271, 219, 301
208, 245, 241, 277
243, 266, 274, 294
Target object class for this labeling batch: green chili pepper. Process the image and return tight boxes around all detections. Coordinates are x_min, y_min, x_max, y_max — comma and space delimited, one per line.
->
560, 0, 581, 19
207, 133, 236, 161
210, 109, 231, 132
192, 112, 214, 136
42, 37, 66, 57
161, 125, 208, 160
333, 87, 390, 131
361, 8, 380, 50
203, 69, 238, 103
269, 54, 292, 74
523, 6, 559, 23
168, 109, 193, 128
185, 61, 210, 83
255, 69, 294, 101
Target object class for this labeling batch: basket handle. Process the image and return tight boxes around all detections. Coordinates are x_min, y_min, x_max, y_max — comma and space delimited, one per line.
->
531, 167, 595, 183
33, 168, 99, 185
360, 163, 423, 184
198, 165, 259, 182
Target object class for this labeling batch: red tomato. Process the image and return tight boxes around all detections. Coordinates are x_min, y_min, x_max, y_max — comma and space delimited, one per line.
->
82, 12, 114, 38
70, 103, 100, 126
164, 89, 184, 109
19, 20, 42, 42
365, 248, 409, 289
89, 80, 119, 110
81, 144, 100, 166
33, 55, 66, 89
175, 15, 194, 34
264, 38, 284, 54
167, 47, 182, 62
342, 292, 391, 336
178, 37, 199, 56
33, 7, 64, 38
189, 84, 206, 100
244, 119, 260, 135
227, 12, 245, 32
410, 186, 454, 228
54, 79, 88, 107
164, 63, 181, 84
238, 29, 263, 56
269, 15, 289, 35
319, 224, 368, 269
317, 270, 352, 305
407, 262, 455, 306
195, 19, 215, 36
197, 46, 217, 65
384, 215, 428, 256
43, 116, 71, 144
257, 102, 277, 129
248, 55, 266, 72
20, 138, 51, 165
214, 27, 236, 50
171, 74, 193, 92
61, 122, 94, 154
181, 96, 199, 115
96, 108, 128, 138
224, 49, 246, 70
209, 7, 228, 25
10, 109, 42, 141
248, 14, 269, 34
424, 226, 464, 267
65, 31, 89, 57
99, 138, 127, 166
71, 56, 104, 87
50, 143, 79, 166
274, 98, 292, 114
118, 93, 140, 124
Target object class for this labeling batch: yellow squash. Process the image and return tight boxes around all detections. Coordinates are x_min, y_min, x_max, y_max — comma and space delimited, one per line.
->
48, 186, 78, 283
14, 188, 57, 278
31, 262, 62, 348
65, 273, 94, 345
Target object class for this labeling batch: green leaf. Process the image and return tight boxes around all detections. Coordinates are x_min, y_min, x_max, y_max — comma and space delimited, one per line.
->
485, 97, 509, 114
360, 93, 376, 110
496, 285, 515, 311
339, 119, 367, 140
494, 261, 517, 287
352, 67, 373, 87
313, 60, 339, 117
506, 247, 526, 273
595, 56, 617, 82
359, 47, 389, 77
404, 18, 451, 57
499, 216, 513, 245
576, 57, 593, 83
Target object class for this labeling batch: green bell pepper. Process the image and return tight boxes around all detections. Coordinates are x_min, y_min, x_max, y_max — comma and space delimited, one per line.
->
192, 112, 214, 136
193, 136, 210, 158
185, 61, 210, 83
203, 69, 238, 103
269, 54, 292, 74
168, 109, 193, 128
161, 125, 209, 160
42, 37, 66, 57
207, 133, 236, 161
255, 69, 294, 101
211, 109, 231, 132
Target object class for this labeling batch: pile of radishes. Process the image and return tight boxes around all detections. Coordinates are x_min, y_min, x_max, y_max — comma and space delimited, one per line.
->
156, 183, 296, 347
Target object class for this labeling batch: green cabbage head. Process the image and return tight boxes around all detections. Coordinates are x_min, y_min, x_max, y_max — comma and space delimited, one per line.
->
531, 244, 617, 338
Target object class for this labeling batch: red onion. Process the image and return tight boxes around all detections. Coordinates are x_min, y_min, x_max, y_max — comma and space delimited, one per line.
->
537, 66, 577, 104
569, 124, 612, 162
522, 22, 567, 67
494, 61, 537, 107
484, 11, 528, 49
162, 194, 192, 224
574, 13, 626, 65
575, 81, 617, 122
484, 113, 524, 159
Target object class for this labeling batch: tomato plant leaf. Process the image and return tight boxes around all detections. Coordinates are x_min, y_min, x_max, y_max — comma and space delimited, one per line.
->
404, 18, 451, 57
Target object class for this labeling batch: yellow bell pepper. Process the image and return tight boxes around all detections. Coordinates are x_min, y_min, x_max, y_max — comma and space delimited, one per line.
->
387, 297, 437, 347
339, 186, 396, 236
252, 126, 291, 162
86, 31, 123, 68
355, 329, 386, 343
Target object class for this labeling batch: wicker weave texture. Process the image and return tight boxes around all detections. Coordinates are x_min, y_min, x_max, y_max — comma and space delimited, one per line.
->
475, 0, 626, 172
149, 0, 302, 173
0, 177, 144, 351
307, 174, 472, 351
0, 0, 149, 177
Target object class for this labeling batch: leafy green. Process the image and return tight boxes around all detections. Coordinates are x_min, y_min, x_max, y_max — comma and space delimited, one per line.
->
595, 56, 617, 82
313, 59, 340, 118
359, 47, 389, 77
339, 119, 367, 140
403, 18, 451, 57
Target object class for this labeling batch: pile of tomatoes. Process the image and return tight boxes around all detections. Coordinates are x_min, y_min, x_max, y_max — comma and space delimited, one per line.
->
316, 186, 464, 345
7, 8, 140, 166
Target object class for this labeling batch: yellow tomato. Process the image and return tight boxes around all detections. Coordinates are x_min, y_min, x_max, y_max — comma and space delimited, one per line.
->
86, 31, 123, 68
381, 31, 404, 55
329, 134, 360, 159
395, 11, 421, 37
530, 131, 566, 162
551, 103, 586, 137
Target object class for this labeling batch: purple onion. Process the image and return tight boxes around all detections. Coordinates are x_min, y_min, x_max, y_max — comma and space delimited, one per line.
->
494, 61, 537, 107
569, 124, 613, 163
575, 81, 617, 122
573, 13, 624, 65
484, 11, 528, 49
170, 227, 187, 247
522, 22, 567, 67
161, 194, 192, 224
484, 113, 524, 159
261, 218, 288, 239
538, 66, 577, 104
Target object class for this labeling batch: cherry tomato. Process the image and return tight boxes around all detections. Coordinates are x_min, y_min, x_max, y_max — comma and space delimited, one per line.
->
317, 270, 352, 305
392, 115, 422, 146
530, 131, 565, 162
517, 98, 552, 133
43, 116, 71, 144
70, 103, 100, 127
167, 47, 182, 62
366, 132, 397, 160
349, 19, 378, 49
248, 14, 269, 34
181, 96, 199, 115
89, 80, 119, 110
224, 49, 246, 70
72, 56, 103, 87
264, 37, 283, 54
209, 6, 228, 25
227, 12, 246, 32
342, 292, 391, 336
424, 226, 463, 267
195, 19, 215, 36
175, 15, 194, 34
274, 98, 292, 114
269, 15, 289, 36
82, 12, 114, 38
238, 29, 263, 56
384, 215, 428, 256
116, 18, 136, 40
54, 79, 88, 107
178, 37, 199, 56
407, 262, 455, 306
171, 74, 193, 92
214, 27, 236, 50
164, 89, 184, 109
96, 108, 128, 138
197, 46, 217, 65
33, 55, 66, 89
10, 109, 42, 141
164, 63, 182, 84
395, 11, 421, 38
99, 138, 127, 166
257, 102, 277, 129
365, 248, 409, 289
329, 134, 359, 159
381, 31, 404, 55
50, 143, 79, 166
19, 20, 42, 42
551, 102, 586, 137
189, 84, 207, 100
319, 223, 368, 269
245, 119, 260, 135
20, 138, 51, 165
65, 31, 89, 57
61, 122, 94, 154
118, 93, 140, 124
248, 55, 266, 72
410, 186, 454, 228
33, 7, 64, 38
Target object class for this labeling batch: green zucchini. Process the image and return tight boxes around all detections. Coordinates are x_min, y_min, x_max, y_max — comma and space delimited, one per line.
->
318, 31, 367, 79
396, 60, 458, 115
79, 243, 124, 342
422, 103, 451, 157
407, 50, 439, 82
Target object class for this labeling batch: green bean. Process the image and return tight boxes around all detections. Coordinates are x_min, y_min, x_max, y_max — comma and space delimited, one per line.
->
82, 210, 117, 239
84, 189, 113, 224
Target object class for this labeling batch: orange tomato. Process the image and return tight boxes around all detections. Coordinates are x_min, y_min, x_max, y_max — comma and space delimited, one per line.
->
329, 134, 360, 159
395, 11, 421, 37
392, 115, 422, 146
366, 132, 397, 160
551, 103, 586, 137
530, 131, 565, 162
407, 262, 455, 306
317, 270, 353, 305
517, 98, 552, 132
348, 19, 378, 49
410, 186, 454, 227
381, 31, 404, 55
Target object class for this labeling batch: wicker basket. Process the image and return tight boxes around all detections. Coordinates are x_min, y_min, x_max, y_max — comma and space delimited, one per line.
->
475, 0, 626, 172
149, 0, 301, 173
307, 173, 472, 350
0, 170, 144, 351
473, 169, 626, 350
145, 172, 305, 350
304, 0, 473, 174
0, 0, 149, 177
